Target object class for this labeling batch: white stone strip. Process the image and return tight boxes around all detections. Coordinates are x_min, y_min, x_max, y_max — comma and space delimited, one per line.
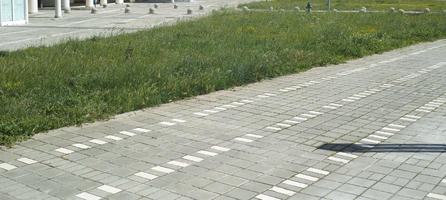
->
255, 194, 280, 200
55, 148, 74, 154
133, 128, 151, 133
197, 151, 218, 156
420, 106, 435, 110
234, 137, 253, 143
427, 193, 446, 200
388, 124, 405, 128
400, 117, 417, 122
279, 89, 289, 92
270, 186, 295, 196
222, 104, 237, 108
306, 168, 329, 175
183, 155, 203, 162
353, 94, 366, 98
105, 135, 122, 141
336, 152, 358, 159
295, 174, 318, 181
89, 139, 107, 145
348, 97, 360, 100
167, 161, 189, 167
361, 138, 380, 144
442, 179, 446, 184
293, 117, 307, 121
309, 111, 323, 115
266, 127, 281, 131
211, 146, 230, 152
405, 115, 421, 119
342, 99, 355, 102
194, 112, 208, 116
160, 122, 176, 126
375, 131, 394, 136
245, 134, 264, 138
135, 172, 158, 180
301, 113, 316, 118
204, 109, 219, 113
214, 107, 226, 111
276, 123, 291, 128
323, 105, 337, 109
382, 127, 400, 132
328, 156, 349, 163
416, 109, 431, 113
72, 144, 91, 149
264, 93, 276, 96
152, 166, 175, 174
283, 120, 300, 124
17, 158, 37, 164
369, 135, 388, 140
76, 192, 101, 200
257, 95, 269, 98
283, 180, 308, 188
98, 185, 122, 194
330, 103, 343, 107
120, 131, 136, 136
232, 102, 245, 105
241, 99, 254, 103
0, 163, 17, 171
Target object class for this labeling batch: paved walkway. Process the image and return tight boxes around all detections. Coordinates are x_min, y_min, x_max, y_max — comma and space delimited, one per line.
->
1, 39, 446, 200
0, 0, 257, 51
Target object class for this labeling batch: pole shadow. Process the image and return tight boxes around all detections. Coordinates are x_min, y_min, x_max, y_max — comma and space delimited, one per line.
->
318, 143, 446, 153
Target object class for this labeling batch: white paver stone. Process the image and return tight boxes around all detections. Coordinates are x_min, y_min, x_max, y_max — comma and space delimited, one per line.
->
152, 166, 175, 174
72, 144, 91, 149
133, 128, 151, 132
307, 168, 329, 175
270, 186, 295, 196
98, 185, 122, 194
0, 163, 17, 170
167, 161, 189, 167
283, 180, 308, 188
295, 174, 318, 181
197, 150, 218, 156
211, 146, 230, 152
245, 134, 264, 138
55, 148, 74, 154
17, 158, 37, 164
120, 131, 136, 136
256, 194, 280, 200
76, 192, 101, 200
105, 135, 122, 141
234, 137, 253, 143
427, 193, 446, 200
183, 155, 203, 162
135, 172, 158, 180
89, 139, 107, 145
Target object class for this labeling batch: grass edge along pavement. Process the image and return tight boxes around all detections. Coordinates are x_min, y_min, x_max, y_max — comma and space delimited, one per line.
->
239, 0, 446, 11
1, 10, 446, 146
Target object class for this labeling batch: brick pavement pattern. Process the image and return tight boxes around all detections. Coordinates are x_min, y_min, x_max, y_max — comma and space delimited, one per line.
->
1, 39, 446, 200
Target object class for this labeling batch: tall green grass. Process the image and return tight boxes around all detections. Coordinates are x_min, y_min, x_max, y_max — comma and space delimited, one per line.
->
240, 0, 446, 11
1, 11, 446, 146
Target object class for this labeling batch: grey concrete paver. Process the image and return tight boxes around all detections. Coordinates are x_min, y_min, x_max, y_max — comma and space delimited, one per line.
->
1, 36, 446, 200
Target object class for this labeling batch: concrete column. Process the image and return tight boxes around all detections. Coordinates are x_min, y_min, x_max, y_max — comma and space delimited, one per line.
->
63, 0, 71, 13
115, 0, 123, 4
55, 0, 62, 18
86, 0, 94, 7
100, 0, 107, 6
28, 0, 38, 14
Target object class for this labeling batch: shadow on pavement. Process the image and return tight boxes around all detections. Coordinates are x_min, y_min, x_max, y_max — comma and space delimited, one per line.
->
318, 143, 446, 153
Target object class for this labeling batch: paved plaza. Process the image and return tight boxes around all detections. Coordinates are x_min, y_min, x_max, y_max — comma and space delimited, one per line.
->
0, 0, 258, 51
1, 36, 446, 200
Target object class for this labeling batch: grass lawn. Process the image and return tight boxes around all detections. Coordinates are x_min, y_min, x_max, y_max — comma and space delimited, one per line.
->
1, 11, 446, 146
240, 0, 446, 11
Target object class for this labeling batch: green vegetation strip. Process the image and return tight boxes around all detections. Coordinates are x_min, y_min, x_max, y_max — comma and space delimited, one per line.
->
241, 0, 446, 11
1, 11, 446, 146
